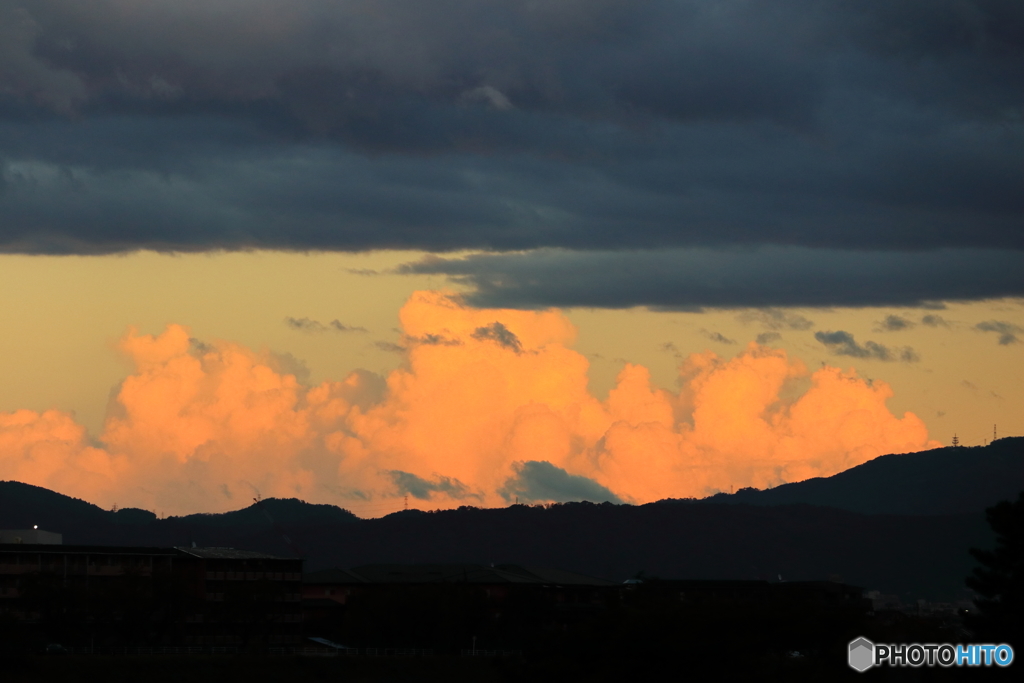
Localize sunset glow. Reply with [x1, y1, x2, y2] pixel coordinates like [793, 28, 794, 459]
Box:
[0, 290, 939, 516]
[1, 1, 1020, 521]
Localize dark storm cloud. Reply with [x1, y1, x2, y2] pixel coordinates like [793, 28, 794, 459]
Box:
[0, 0, 1022, 308]
[401, 248, 1024, 310]
[815, 330, 920, 362]
[498, 461, 624, 505]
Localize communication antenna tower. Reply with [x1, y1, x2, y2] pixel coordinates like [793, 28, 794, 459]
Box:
[404, 494, 408, 511]
[952, 434, 960, 448]
[994, 424, 997, 442]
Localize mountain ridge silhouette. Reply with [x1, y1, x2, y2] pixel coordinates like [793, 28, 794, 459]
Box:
[2, 438, 1020, 600]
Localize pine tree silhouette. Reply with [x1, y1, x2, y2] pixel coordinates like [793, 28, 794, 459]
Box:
[966, 492, 1024, 647]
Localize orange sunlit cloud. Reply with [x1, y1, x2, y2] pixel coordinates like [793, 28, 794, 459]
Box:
[0, 291, 939, 515]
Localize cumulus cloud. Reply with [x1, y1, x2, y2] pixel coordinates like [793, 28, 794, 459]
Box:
[0, 291, 940, 515]
[285, 317, 367, 333]
[975, 320, 1023, 345]
[814, 330, 920, 362]
[498, 461, 623, 504]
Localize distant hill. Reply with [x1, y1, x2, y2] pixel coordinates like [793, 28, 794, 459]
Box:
[0, 481, 357, 547]
[1, 481, 987, 599]
[688, 437, 1024, 515]
[2, 439, 1021, 600]
[0, 480, 111, 531]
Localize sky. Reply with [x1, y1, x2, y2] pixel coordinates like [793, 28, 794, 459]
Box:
[0, 1, 1021, 517]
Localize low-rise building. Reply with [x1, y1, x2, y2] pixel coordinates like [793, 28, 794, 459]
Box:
[0, 543, 302, 648]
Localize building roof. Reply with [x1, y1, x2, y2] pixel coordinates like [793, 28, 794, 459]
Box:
[173, 546, 290, 560]
[304, 567, 372, 584]
[0, 543, 179, 556]
[308, 563, 614, 586]
[495, 564, 615, 586]
[0, 544, 295, 560]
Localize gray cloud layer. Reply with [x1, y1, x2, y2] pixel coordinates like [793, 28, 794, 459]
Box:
[471, 322, 523, 352]
[815, 330, 920, 362]
[402, 248, 1024, 309]
[285, 317, 367, 333]
[387, 470, 479, 501]
[1, 1, 1022, 308]
[498, 461, 624, 505]
[975, 320, 1023, 345]
[737, 309, 814, 331]
[875, 314, 915, 332]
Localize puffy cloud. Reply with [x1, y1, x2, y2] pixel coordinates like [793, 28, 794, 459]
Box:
[975, 320, 1022, 345]
[0, 409, 119, 496]
[0, 291, 940, 515]
[815, 330, 920, 362]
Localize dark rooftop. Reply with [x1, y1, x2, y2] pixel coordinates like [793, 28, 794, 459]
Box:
[174, 547, 290, 560]
[305, 563, 614, 586]
[0, 544, 178, 556]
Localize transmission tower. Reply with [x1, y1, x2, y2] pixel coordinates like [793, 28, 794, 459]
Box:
[952, 434, 960, 448]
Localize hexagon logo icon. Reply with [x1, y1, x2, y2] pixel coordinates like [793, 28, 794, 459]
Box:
[848, 637, 875, 672]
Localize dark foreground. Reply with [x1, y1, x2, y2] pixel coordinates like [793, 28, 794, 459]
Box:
[3, 606, 1011, 683]
[3, 649, 1011, 683]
